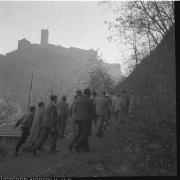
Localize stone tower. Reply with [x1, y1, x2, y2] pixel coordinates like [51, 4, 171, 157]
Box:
[41, 29, 49, 46]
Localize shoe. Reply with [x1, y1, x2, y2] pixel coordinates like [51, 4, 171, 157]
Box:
[83, 147, 90, 153]
[13, 151, 18, 156]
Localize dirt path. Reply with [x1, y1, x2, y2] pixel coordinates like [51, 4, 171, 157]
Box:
[0, 122, 142, 177]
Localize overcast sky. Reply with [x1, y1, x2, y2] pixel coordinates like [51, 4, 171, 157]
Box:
[0, 1, 125, 66]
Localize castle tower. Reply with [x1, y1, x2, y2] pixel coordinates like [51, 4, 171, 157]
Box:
[41, 29, 49, 47]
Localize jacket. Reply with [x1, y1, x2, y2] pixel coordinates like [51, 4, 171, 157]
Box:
[42, 102, 58, 128]
[74, 95, 94, 122]
[56, 101, 69, 117]
[28, 107, 45, 142]
[95, 96, 109, 116]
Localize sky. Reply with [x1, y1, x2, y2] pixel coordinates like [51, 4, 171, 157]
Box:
[0, 1, 125, 66]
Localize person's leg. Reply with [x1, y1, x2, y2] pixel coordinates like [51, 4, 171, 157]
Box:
[34, 127, 49, 151]
[59, 116, 63, 138]
[61, 115, 67, 137]
[69, 122, 79, 152]
[63, 115, 68, 136]
[74, 121, 86, 152]
[75, 121, 89, 152]
[116, 111, 122, 129]
[49, 128, 60, 152]
[96, 115, 104, 137]
[15, 128, 29, 154]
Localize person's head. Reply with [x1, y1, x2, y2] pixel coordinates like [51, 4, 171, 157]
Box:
[38, 102, 45, 108]
[62, 95, 66, 101]
[30, 106, 35, 113]
[49, 95, 57, 103]
[76, 90, 82, 96]
[84, 88, 91, 97]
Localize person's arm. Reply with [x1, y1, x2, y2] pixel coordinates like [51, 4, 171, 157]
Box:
[14, 116, 23, 129]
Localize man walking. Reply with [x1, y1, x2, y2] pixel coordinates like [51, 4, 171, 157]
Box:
[95, 91, 109, 137]
[13, 106, 35, 156]
[72, 88, 94, 153]
[28, 102, 45, 151]
[112, 93, 124, 129]
[32, 95, 58, 155]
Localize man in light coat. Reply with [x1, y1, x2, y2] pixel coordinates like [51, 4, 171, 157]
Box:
[28, 102, 45, 150]
[112, 93, 124, 129]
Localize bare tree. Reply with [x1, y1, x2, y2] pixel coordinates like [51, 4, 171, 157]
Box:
[100, 1, 174, 73]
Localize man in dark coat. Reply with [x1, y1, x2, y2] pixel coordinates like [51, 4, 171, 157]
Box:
[13, 106, 35, 156]
[71, 88, 94, 153]
[32, 95, 58, 155]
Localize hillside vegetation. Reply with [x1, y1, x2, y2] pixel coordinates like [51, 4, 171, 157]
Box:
[116, 25, 176, 173]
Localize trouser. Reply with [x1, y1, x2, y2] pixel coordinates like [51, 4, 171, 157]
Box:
[15, 127, 29, 153]
[116, 111, 126, 127]
[34, 127, 58, 151]
[69, 121, 79, 149]
[59, 115, 67, 137]
[74, 121, 89, 151]
[96, 115, 106, 136]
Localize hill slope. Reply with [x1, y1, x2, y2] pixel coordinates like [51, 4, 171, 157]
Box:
[116, 25, 176, 173]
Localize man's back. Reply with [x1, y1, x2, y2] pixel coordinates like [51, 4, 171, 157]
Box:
[43, 102, 57, 128]
[95, 96, 108, 115]
[57, 101, 68, 116]
[74, 96, 93, 121]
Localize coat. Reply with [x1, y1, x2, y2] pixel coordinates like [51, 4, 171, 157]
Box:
[42, 102, 58, 128]
[112, 96, 124, 112]
[28, 107, 45, 143]
[57, 101, 69, 117]
[95, 96, 109, 116]
[74, 95, 94, 122]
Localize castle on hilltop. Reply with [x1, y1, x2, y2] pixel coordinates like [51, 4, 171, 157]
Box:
[18, 29, 49, 50]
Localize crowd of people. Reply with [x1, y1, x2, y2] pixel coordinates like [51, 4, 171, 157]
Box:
[13, 88, 136, 156]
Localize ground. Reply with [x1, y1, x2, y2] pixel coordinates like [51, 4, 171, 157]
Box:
[0, 119, 175, 177]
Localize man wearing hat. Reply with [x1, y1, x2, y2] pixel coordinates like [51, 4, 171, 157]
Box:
[32, 95, 58, 155]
